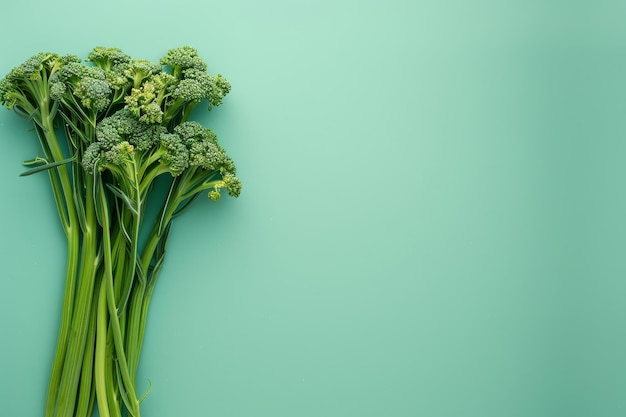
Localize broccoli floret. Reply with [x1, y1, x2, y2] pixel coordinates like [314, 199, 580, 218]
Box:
[211, 74, 231, 107]
[171, 69, 230, 109]
[124, 60, 161, 89]
[205, 173, 242, 201]
[106, 67, 132, 92]
[170, 77, 205, 103]
[222, 172, 242, 197]
[160, 46, 207, 78]
[160, 69, 231, 125]
[95, 108, 166, 152]
[123, 71, 181, 125]
[159, 133, 190, 176]
[0, 76, 19, 109]
[86, 109, 193, 189]
[125, 81, 163, 124]
[84, 109, 168, 177]
[83, 140, 135, 172]
[120, 48, 230, 127]
[169, 121, 241, 199]
[0, 52, 79, 110]
[49, 63, 112, 112]
[173, 121, 224, 170]
[20, 53, 66, 79]
[75, 75, 111, 112]
[87, 47, 131, 71]
[150, 72, 177, 93]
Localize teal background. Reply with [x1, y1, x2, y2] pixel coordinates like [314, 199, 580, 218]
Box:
[1, 1, 626, 416]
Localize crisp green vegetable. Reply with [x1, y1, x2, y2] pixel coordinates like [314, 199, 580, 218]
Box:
[1, 46, 240, 417]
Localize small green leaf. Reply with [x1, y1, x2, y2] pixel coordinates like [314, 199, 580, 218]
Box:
[115, 364, 137, 417]
[20, 156, 75, 176]
[138, 379, 153, 403]
[22, 156, 48, 166]
[50, 99, 60, 120]
[72, 164, 88, 234]
[106, 183, 139, 217]
[59, 110, 89, 144]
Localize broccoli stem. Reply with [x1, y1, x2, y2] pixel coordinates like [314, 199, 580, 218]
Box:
[53, 175, 99, 417]
[97, 175, 142, 417]
[32, 103, 84, 417]
[74, 266, 101, 417]
[94, 277, 111, 417]
[129, 174, 199, 375]
[118, 163, 145, 383]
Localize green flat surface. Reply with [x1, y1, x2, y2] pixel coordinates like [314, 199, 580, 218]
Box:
[1, 1, 626, 416]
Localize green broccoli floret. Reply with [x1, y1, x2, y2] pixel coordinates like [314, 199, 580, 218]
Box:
[83, 140, 136, 172]
[87, 47, 131, 71]
[50, 62, 112, 112]
[123, 71, 181, 125]
[222, 172, 242, 197]
[84, 109, 162, 173]
[22, 52, 80, 79]
[0, 53, 79, 111]
[94, 108, 166, 153]
[83, 48, 134, 107]
[160, 68, 231, 125]
[158, 132, 190, 176]
[171, 68, 230, 109]
[170, 121, 241, 200]
[0, 76, 18, 109]
[173, 121, 224, 170]
[124, 81, 163, 124]
[106, 68, 132, 94]
[84, 108, 198, 182]
[160, 46, 207, 78]
[119, 47, 230, 127]
[124, 60, 161, 89]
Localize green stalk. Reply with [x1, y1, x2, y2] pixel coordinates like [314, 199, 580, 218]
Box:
[126, 225, 145, 383]
[105, 326, 123, 417]
[35, 103, 83, 417]
[129, 183, 182, 377]
[54, 174, 99, 417]
[126, 277, 146, 382]
[45, 223, 80, 417]
[50, 110, 102, 417]
[98, 178, 141, 417]
[95, 277, 111, 417]
[74, 262, 101, 417]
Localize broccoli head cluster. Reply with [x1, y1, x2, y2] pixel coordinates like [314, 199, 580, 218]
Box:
[73, 46, 240, 204]
[122, 46, 231, 126]
[1, 45, 240, 208]
[0, 52, 80, 112]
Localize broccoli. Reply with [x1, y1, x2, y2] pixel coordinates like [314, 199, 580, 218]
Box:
[84, 108, 168, 175]
[120, 46, 232, 128]
[2, 46, 240, 417]
[85, 109, 240, 200]
[160, 45, 207, 77]
[124, 59, 161, 89]
[87, 47, 131, 71]
[0, 51, 99, 417]
[124, 81, 164, 124]
[50, 62, 112, 113]
[85, 47, 133, 106]
[0, 52, 79, 113]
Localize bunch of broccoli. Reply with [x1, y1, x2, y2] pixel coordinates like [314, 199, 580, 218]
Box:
[0, 46, 240, 417]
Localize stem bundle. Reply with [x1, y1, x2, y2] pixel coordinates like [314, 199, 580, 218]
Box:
[0, 46, 241, 417]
